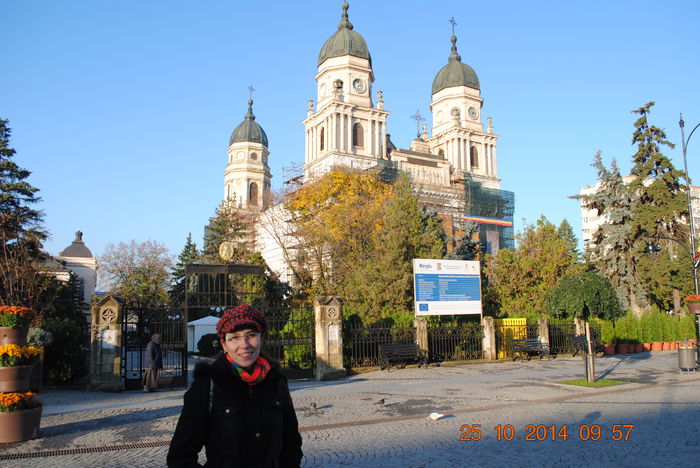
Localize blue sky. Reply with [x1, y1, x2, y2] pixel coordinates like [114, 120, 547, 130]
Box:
[4, 0, 700, 259]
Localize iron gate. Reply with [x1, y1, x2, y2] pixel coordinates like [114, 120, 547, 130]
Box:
[184, 263, 315, 379]
[122, 307, 188, 390]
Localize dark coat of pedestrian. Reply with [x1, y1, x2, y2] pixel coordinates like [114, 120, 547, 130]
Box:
[143, 333, 163, 392]
[167, 305, 303, 468]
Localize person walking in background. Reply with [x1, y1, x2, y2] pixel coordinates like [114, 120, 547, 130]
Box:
[167, 304, 303, 467]
[143, 333, 163, 392]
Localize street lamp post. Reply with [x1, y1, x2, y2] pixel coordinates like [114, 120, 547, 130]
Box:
[679, 114, 700, 361]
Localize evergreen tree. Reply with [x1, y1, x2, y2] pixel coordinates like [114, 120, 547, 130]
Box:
[0, 119, 47, 307]
[557, 218, 579, 261]
[628, 102, 690, 312]
[574, 152, 647, 313]
[446, 220, 481, 261]
[170, 233, 200, 306]
[202, 199, 255, 263]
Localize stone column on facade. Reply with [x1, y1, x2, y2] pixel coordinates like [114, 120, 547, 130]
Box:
[481, 316, 496, 360]
[89, 294, 124, 392]
[493, 144, 498, 177]
[482, 140, 488, 176]
[537, 317, 550, 346]
[414, 317, 428, 353]
[314, 296, 346, 381]
[466, 133, 472, 172]
[347, 114, 353, 152]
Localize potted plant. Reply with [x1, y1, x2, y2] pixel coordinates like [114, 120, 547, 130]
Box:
[600, 320, 616, 355]
[0, 390, 42, 443]
[0, 344, 42, 392]
[0, 306, 32, 346]
[685, 295, 700, 314]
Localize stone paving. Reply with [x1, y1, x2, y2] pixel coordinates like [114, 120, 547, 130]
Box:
[0, 351, 698, 467]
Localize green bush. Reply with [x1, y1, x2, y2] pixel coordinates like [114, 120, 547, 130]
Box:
[43, 318, 87, 384]
[28, 328, 54, 347]
[281, 308, 313, 369]
[680, 313, 698, 340]
[197, 333, 220, 356]
[640, 313, 653, 343]
[600, 320, 614, 344]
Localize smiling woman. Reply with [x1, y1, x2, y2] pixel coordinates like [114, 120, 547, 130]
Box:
[167, 304, 303, 467]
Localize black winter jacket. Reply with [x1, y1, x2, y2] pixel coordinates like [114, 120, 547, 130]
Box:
[167, 353, 303, 468]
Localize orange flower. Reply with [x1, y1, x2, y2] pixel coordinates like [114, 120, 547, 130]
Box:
[0, 391, 39, 412]
[685, 295, 700, 303]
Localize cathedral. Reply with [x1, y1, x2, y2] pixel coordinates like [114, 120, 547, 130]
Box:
[223, 2, 514, 283]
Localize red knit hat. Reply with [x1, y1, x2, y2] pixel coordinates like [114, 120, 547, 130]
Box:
[216, 304, 268, 340]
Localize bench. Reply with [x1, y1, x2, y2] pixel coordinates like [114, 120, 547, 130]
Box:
[570, 335, 603, 356]
[511, 338, 550, 361]
[378, 343, 428, 370]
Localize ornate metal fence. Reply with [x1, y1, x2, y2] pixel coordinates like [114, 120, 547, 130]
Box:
[428, 322, 484, 362]
[264, 305, 315, 379]
[343, 320, 415, 368]
[549, 320, 601, 355]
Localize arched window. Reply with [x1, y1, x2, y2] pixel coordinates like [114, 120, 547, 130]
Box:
[352, 122, 364, 148]
[438, 148, 445, 157]
[470, 146, 479, 167]
[320, 127, 325, 151]
[249, 182, 258, 205]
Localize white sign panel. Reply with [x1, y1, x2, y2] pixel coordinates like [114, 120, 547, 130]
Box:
[413, 259, 482, 316]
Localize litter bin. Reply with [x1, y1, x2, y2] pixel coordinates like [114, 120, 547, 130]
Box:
[678, 341, 697, 371]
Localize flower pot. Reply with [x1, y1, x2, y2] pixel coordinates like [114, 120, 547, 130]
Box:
[670, 341, 677, 350]
[634, 343, 643, 353]
[0, 405, 41, 443]
[651, 342, 663, 352]
[0, 365, 33, 393]
[616, 343, 629, 354]
[687, 302, 700, 314]
[603, 344, 616, 355]
[643, 343, 652, 352]
[0, 326, 28, 346]
[662, 342, 670, 351]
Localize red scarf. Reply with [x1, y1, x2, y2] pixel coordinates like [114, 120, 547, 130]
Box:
[226, 355, 271, 385]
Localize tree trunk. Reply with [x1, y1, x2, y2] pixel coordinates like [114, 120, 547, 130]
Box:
[585, 320, 596, 383]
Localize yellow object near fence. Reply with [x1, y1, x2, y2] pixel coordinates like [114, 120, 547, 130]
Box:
[495, 318, 527, 359]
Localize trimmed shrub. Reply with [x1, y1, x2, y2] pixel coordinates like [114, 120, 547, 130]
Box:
[43, 318, 87, 383]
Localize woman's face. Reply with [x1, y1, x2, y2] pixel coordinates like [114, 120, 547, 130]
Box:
[221, 328, 262, 370]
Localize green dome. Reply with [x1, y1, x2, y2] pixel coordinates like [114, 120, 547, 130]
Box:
[431, 35, 480, 95]
[230, 99, 268, 147]
[318, 2, 371, 67]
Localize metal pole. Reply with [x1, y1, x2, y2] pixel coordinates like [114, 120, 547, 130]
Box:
[680, 114, 700, 363]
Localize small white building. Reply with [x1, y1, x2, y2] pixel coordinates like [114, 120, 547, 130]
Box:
[187, 316, 219, 353]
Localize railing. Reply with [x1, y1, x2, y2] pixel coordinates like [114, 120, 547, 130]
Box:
[428, 322, 483, 362]
[343, 320, 415, 368]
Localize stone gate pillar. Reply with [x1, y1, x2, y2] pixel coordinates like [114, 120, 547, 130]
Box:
[537, 317, 550, 345]
[414, 317, 428, 352]
[89, 294, 124, 392]
[574, 316, 585, 335]
[481, 316, 496, 360]
[314, 296, 346, 381]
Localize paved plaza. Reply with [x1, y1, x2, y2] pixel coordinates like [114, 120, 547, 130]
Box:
[0, 351, 698, 467]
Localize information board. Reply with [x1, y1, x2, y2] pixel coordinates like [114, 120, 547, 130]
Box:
[413, 259, 482, 316]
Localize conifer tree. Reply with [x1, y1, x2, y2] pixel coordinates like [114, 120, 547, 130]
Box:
[170, 233, 200, 305]
[202, 199, 255, 263]
[629, 102, 690, 311]
[0, 119, 47, 307]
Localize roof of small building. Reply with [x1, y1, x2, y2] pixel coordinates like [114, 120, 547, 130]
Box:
[230, 99, 269, 147]
[432, 35, 480, 94]
[318, 1, 371, 67]
[188, 315, 220, 326]
[59, 231, 93, 258]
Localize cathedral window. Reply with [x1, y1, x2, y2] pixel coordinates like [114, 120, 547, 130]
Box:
[470, 146, 479, 168]
[352, 122, 364, 148]
[320, 127, 325, 151]
[249, 182, 259, 205]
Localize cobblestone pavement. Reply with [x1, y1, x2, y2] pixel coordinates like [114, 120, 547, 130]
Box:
[0, 352, 698, 467]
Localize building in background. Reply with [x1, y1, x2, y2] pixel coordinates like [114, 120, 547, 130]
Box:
[224, 3, 515, 283]
[56, 230, 97, 318]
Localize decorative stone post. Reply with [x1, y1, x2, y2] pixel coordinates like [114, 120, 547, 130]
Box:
[89, 294, 124, 392]
[537, 317, 550, 345]
[574, 316, 585, 335]
[414, 317, 428, 353]
[314, 296, 346, 381]
[481, 316, 496, 360]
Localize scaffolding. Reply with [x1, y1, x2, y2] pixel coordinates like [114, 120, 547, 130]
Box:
[461, 174, 515, 253]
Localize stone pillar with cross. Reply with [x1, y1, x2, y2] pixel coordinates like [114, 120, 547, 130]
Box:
[313, 296, 346, 380]
[89, 293, 125, 391]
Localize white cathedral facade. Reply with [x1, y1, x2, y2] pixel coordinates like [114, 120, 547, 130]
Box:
[222, 2, 513, 284]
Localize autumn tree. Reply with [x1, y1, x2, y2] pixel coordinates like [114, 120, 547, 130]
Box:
[342, 174, 445, 319]
[99, 240, 173, 308]
[0, 119, 47, 308]
[286, 169, 394, 295]
[484, 216, 582, 318]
